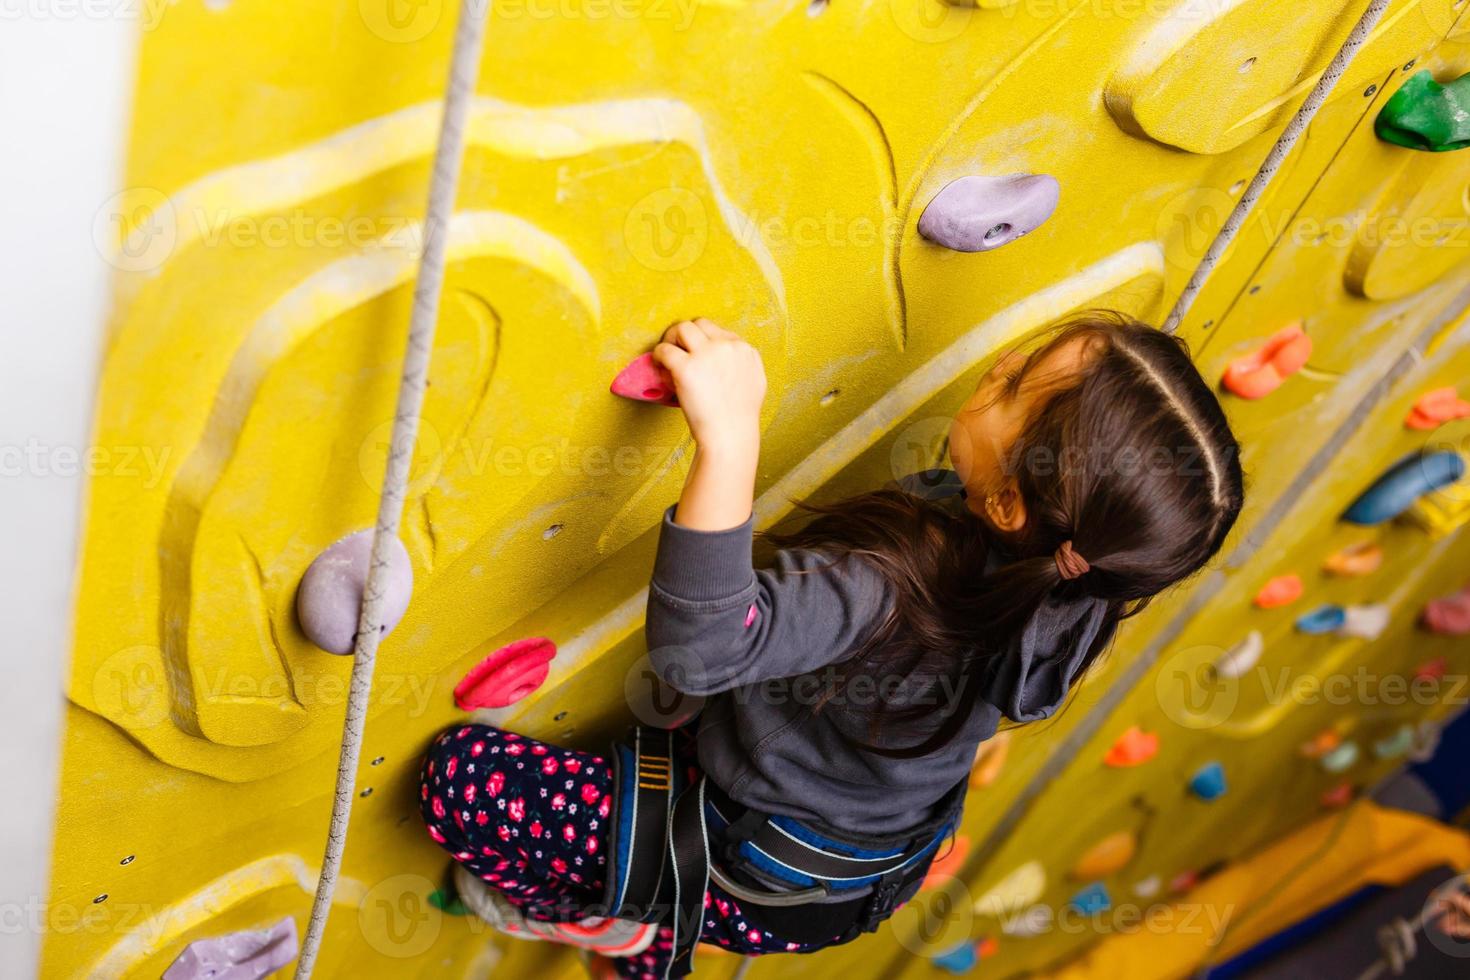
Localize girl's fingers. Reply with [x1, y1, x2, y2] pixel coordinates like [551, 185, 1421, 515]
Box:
[650, 341, 691, 373]
[692, 317, 733, 339]
[663, 319, 710, 351]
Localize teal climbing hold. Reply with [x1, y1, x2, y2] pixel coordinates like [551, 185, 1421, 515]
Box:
[1320, 741, 1360, 774]
[1190, 762, 1227, 801]
[932, 940, 979, 973]
[1376, 70, 1470, 152]
[1069, 883, 1112, 915]
[1373, 725, 1415, 760]
[1343, 452, 1465, 525]
[1295, 605, 1347, 635]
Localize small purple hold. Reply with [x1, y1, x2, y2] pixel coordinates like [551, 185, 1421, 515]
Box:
[917, 173, 1061, 253]
[163, 916, 298, 980]
[296, 529, 414, 655]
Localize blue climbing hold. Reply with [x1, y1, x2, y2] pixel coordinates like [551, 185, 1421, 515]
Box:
[1069, 882, 1112, 915]
[1190, 762, 1228, 801]
[1343, 451, 1465, 525]
[1295, 604, 1347, 634]
[932, 940, 979, 973]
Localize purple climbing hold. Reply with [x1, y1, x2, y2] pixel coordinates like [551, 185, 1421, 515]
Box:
[163, 916, 298, 979]
[917, 174, 1061, 253]
[296, 529, 414, 655]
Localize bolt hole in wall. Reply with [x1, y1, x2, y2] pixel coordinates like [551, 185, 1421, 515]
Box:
[1230, 179, 1246, 195]
[807, 0, 828, 16]
[543, 524, 563, 540]
[820, 389, 841, 406]
[1238, 56, 1257, 73]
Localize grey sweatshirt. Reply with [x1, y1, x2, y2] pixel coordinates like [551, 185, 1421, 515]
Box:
[644, 478, 1105, 836]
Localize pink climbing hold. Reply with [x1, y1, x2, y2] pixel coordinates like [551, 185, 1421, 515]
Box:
[163, 916, 298, 980]
[611, 352, 678, 407]
[1221, 323, 1312, 400]
[1405, 387, 1470, 430]
[1422, 583, 1470, 635]
[1415, 656, 1449, 681]
[455, 637, 558, 710]
[917, 173, 1061, 253]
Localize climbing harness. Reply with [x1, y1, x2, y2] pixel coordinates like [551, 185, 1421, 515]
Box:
[1163, 0, 1392, 334]
[291, 2, 490, 976]
[604, 725, 964, 978]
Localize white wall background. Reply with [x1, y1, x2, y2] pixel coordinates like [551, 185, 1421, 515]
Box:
[0, 11, 136, 977]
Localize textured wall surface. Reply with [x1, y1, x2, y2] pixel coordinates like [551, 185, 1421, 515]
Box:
[46, 1, 1470, 977]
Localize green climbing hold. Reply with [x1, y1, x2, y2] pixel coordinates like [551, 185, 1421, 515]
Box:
[429, 888, 469, 916]
[1376, 70, 1470, 152]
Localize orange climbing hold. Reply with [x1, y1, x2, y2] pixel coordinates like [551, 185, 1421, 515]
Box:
[1253, 574, 1304, 608]
[1405, 387, 1470, 430]
[922, 835, 972, 888]
[1222, 323, 1312, 399]
[1323, 542, 1383, 577]
[1299, 728, 1343, 759]
[1071, 831, 1138, 879]
[970, 730, 1012, 787]
[977, 937, 1000, 959]
[1221, 322, 1311, 399]
[610, 352, 679, 407]
[1103, 726, 1159, 768]
[454, 637, 558, 710]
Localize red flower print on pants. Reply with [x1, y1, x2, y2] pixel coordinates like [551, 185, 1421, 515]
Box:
[580, 784, 600, 805]
[463, 783, 477, 805]
[486, 771, 505, 797]
[431, 796, 445, 819]
[507, 797, 526, 822]
[541, 757, 559, 775]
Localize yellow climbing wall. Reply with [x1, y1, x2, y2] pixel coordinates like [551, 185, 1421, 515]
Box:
[46, 1, 1470, 977]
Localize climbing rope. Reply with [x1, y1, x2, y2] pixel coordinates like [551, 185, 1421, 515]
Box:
[1162, 0, 1392, 334]
[292, 3, 490, 976]
[1353, 872, 1470, 980]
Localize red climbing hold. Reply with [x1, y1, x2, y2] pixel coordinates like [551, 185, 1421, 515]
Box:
[454, 637, 558, 710]
[1320, 782, 1355, 809]
[1422, 583, 1470, 635]
[1405, 387, 1470, 430]
[1253, 574, 1304, 609]
[1415, 656, 1449, 681]
[611, 352, 679, 407]
[1103, 726, 1159, 768]
[1221, 323, 1311, 400]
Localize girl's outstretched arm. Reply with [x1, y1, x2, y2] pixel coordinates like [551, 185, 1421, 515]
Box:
[650, 318, 765, 532]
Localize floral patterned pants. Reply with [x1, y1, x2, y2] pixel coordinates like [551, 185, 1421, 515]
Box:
[419, 724, 834, 978]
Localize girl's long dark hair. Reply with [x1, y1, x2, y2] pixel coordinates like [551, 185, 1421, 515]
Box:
[760, 312, 1244, 758]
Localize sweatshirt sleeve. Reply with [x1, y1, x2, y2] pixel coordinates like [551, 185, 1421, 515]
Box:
[644, 503, 892, 696]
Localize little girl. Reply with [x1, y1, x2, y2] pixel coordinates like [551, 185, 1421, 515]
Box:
[420, 311, 1244, 978]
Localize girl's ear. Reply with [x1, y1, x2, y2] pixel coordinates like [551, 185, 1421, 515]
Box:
[982, 479, 1028, 533]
